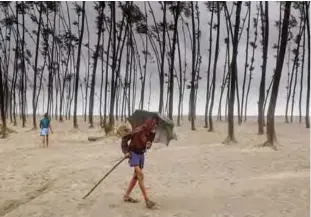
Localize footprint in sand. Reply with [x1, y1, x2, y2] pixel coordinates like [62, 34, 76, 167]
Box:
[0, 181, 52, 216]
[109, 203, 119, 208]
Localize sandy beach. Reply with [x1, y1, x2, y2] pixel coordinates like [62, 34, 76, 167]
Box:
[0, 116, 309, 217]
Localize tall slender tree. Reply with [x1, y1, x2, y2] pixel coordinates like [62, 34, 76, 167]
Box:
[258, 1, 269, 134]
[208, 2, 220, 132]
[204, 2, 214, 128]
[168, 2, 181, 120]
[108, 1, 117, 127]
[244, 4, 259, 122]
[299, 8, 306, 124]
[240, 1, 251, 124]
[285, 11, 303, 124]
[89, 2, 105, 128]
[0, 58, 7, 138]
[189, 1, 197, 131]
[21, 1, 27, 127]
[263, 1, 291, 149]
[305, 1, 310, 128]
[73, 1, 85, 128]
[224, 1, 241, 144]
[158, 1, 167, 114]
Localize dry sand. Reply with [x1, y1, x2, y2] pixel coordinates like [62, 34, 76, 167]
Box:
[0, 117, 309, 217]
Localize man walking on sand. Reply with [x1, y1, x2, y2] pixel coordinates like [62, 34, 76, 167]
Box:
[121, 115, 159, 209]
[40, 113, 53, 148]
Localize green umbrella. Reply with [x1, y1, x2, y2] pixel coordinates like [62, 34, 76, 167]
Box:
[127, 109, 177, 146]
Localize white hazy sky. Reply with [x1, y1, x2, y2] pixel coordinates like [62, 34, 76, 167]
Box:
[2, 1, 309, 116]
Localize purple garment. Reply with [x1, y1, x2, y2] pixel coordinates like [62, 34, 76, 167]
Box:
[129, 152, 145, 169]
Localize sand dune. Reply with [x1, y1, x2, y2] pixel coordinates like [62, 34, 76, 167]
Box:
[0, 117, 309, 217]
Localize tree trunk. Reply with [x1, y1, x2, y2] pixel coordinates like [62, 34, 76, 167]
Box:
[89, 4, 104, 128]
[299, 18, 306, 123]
[114, 19, 130, 121]
[128, 44, 134, 116]
[0, 58, 7, 138]
[21, 1, 26, 127]
[84, 12, 91, 122]
[264, 1, 291, 148]
[15, 2, 20, 126]
[263, 2, 282, 119]
[217, 47, 228, 121]
[32, 2, 43, 129]
[305, 2, 310, 129]
[224, 1, 242, 144]
[158, 2, 166, 114]
[223, 4, 233, 122]
[290, 60, 299, 123]
[204, 7, 214, 128]
[123, 42, 130, 120]
[103, 15, 112, 126]
[108, 2, 117, 127]
[240, 2, 251, 125]
[99, 32, 105, 126]
[47, 10, 57, 118]
[73, 1, 85, 128]
[285, 41, 292, 123]
[139, 2, 149, 111]
[181, 20, 187, 120]
[235, 67, 241, 125]
[286, 15, 304, 124]
[168, 2, 180, 120]
[258, 1, 269, 134]
[208, 3, 220, 132]
[59, 4, 72, 122]
[176, 29, 183, 126]
[193, 2, 202, 123]
[189, 2, 196, 131]
[245, 5, 259, 122]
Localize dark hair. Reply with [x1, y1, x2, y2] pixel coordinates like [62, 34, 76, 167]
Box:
[44, 113, 48, 118]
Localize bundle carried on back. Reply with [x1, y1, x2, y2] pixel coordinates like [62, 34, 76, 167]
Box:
[116, 124, 132, 138]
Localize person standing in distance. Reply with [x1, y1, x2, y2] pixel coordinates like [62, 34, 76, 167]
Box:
[40, 113, 53, 148]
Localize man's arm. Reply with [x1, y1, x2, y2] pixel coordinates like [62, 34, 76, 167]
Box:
[121, 132, 132, 154]
[146, 132, 156, 149]
[48, 123, 53, 133]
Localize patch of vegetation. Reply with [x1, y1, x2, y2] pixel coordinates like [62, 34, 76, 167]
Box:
[0, 124, 17, 138]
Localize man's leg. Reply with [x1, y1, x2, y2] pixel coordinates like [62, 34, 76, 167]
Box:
[41, 136, 45, 148]
[134, 166, 156, 208]
[43, 135, 47, 147]
[134, 166, 147, 200]
[124, 171, 139, 202]
[46, 134, 49, 148]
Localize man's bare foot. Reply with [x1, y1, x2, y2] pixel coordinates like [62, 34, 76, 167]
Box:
[146, 200, 156, 209]
[124, 196, 139, 203]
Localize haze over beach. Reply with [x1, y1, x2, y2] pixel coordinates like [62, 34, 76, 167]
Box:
[0, 1, 310, 217]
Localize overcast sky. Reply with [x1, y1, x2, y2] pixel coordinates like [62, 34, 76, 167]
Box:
[1, 1, 308, 116]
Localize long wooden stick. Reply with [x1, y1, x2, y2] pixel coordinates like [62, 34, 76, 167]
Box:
[83, 157, 127, 199]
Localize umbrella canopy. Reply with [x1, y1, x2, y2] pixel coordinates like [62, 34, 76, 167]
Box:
[127, 110, 177, 146]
